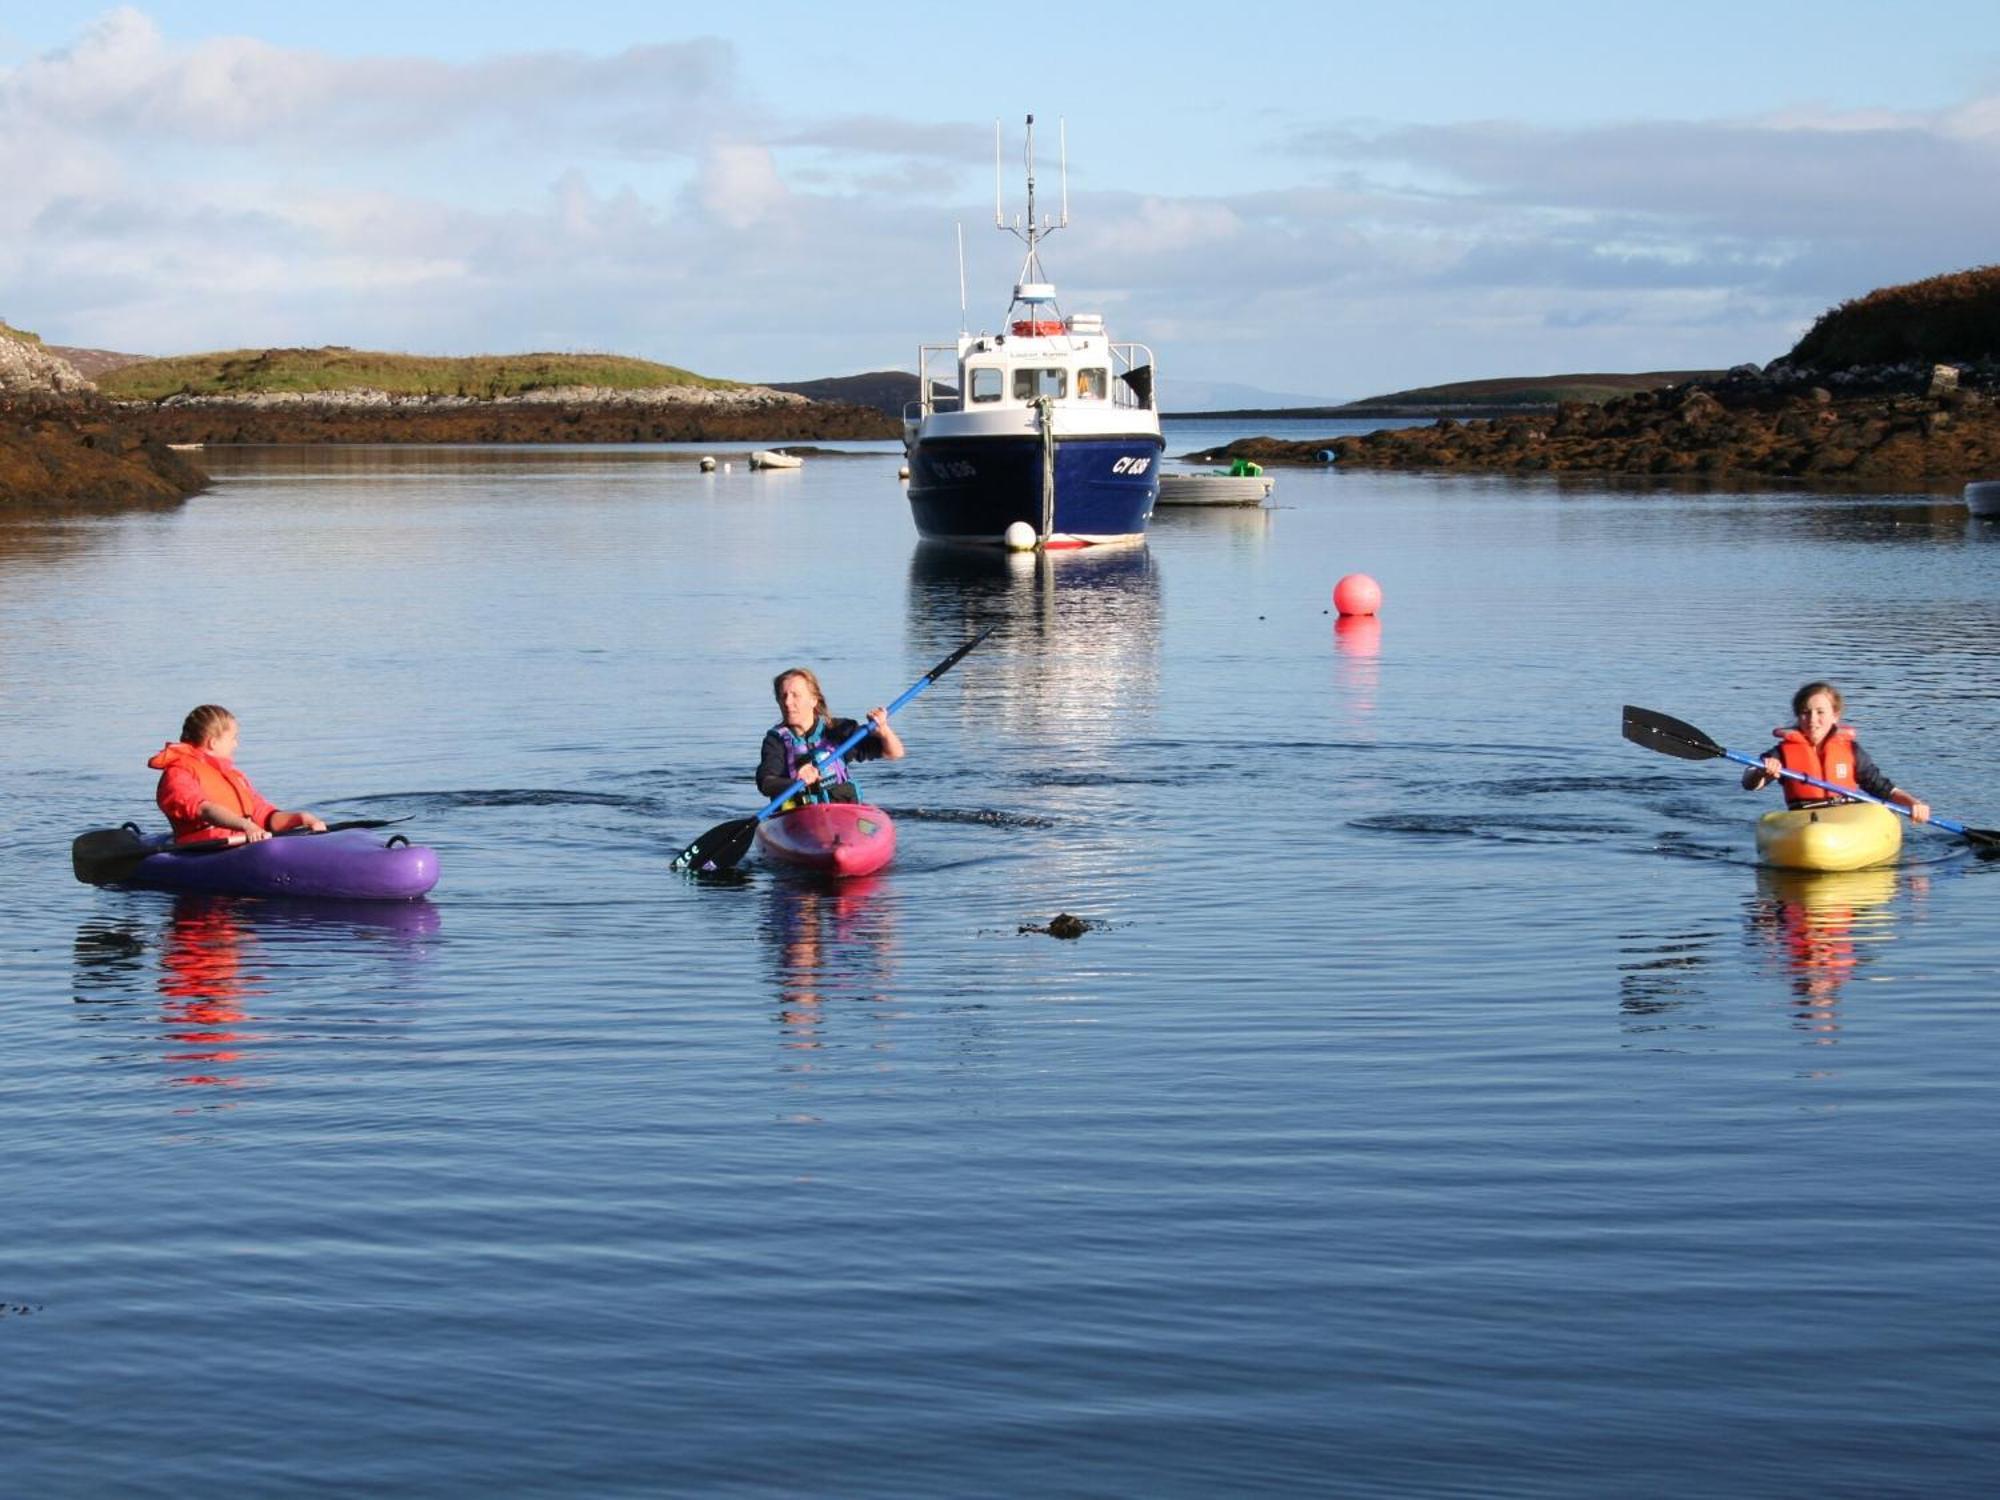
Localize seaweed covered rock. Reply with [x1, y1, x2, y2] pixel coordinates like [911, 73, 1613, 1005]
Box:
[2, 326, 207, 508]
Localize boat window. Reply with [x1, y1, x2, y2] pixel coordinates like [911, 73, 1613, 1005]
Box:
[1012, 367, 1068, 400]
[968, 366, 1003, 403]
[1076, 368, 1108, 400]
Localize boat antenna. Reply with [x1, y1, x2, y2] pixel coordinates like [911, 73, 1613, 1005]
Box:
[956, 221, 968, 334]
[997, 113, 1065, 315]
[1059, 117, 1069, 228]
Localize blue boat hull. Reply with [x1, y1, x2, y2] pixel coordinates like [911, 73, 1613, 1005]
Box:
[907, 433, 1163, 544]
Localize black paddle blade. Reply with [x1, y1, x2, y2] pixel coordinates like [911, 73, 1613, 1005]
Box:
[1957, 824, 2000, 854]
[72, 826, 148, 885]
[1622, 705, 1725, 762]
[73, 826, 244, 884]
[671, 817, 758, 875]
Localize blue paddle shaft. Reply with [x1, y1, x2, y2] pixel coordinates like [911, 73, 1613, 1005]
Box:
[1727, 748, 1966, 835]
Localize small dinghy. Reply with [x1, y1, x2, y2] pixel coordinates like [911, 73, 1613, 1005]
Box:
[749, 450, 803, 470]
[1965, 480, 2000, 517]
[73, 824, 440, 900]
[1156, 460, 1274, 507]
[1755, 801, 1901, 872]
[755, 803, 896, 878]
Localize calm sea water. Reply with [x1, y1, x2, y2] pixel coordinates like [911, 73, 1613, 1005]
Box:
[4, 427, 1998, 1496]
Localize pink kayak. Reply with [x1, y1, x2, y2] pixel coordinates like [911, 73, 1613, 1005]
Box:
[755, 803, 896, 877]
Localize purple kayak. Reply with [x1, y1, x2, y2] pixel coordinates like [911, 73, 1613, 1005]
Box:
[73, 825, 439, 900]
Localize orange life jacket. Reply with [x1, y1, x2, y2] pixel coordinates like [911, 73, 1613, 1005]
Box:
[148, 741, 274, 842]
[1771, 725, 1860, 805]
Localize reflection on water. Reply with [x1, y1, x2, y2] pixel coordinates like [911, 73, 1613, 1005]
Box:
[156, 897, 267, 1088]
[71, 895, 441, 1098]
[906, 543, 1163, 741]
[1748, 866, 1912, 1036]
[1617, 924, 1725, 1035]
[759, 874, 898, 1062]
[1332, 613, 1382, 725]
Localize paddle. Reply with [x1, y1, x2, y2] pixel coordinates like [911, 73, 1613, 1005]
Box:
[72, 817, 415, 886]
[1622, 705, 2000, 851]
[672, 627, 997, 874]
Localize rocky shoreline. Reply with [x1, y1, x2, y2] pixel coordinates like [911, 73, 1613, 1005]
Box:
[1, 391, 210, 509]
[2, 335, 208, 509]
[113, 387, 897, 446]
[1208, 360, 2000, 488]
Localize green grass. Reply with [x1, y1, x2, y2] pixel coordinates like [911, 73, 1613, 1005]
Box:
[96, 346, 743, 401]
[0, 321, 44, 345]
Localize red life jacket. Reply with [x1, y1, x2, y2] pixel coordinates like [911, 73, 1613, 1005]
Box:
[148, 741, 275, 842]
[1771, 725, 1860, 805]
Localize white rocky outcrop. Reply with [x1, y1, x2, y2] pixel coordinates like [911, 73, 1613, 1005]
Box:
[0, 330, 95, 396]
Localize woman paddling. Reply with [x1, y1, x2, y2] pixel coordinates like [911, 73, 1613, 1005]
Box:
[150, 704, 327, 845]
[1741, 681, 1930, 822]
[757, 668, 904, 811]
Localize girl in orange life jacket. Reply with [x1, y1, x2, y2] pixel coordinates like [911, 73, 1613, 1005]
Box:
[1741, 681, 1931, 823]
[756, 667, 905, 810]
[149, 704, 328, 845]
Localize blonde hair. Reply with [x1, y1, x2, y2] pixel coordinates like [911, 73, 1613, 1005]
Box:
[1791, 681, 1843, 717]
[179, 704, 236, 746]
[772, 668, 831, 726]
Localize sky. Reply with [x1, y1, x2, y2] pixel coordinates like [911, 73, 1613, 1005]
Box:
[4, 2, 1999, 402]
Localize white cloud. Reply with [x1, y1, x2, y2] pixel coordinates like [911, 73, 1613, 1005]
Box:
[7, 10, 2000, 392]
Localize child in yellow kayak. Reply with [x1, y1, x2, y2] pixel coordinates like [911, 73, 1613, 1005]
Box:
[1741, 681, 1930, 822]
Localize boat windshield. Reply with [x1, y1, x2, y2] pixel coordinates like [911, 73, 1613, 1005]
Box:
[1013, 367, 1067, 400]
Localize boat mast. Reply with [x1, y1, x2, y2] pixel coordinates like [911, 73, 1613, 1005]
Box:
[998, 113, 1066, 315]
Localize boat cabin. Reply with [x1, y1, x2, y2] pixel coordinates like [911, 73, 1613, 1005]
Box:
[908, 293, 1155, 430]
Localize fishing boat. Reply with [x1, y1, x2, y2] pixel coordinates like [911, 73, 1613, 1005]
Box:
[755, 803, 896, 878]
[1755, 801, 1901, 871]
[903, 115, 1162, 548]
[72, 825, 440, 900]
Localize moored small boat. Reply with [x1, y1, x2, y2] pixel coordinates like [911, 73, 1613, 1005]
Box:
[1155, 471, 1275, 507]
[755, 803, 896, 877]
[750, 450, 803, 470]
[1755, 800, 1901, 871]
[1965, 479, 2000, 517]
[73, 826, 440, 900]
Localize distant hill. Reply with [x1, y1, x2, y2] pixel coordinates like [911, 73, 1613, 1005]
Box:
[1164, 378, 1344, 413]
[99, 346, 743, 401]
[1318, 371, 1726, 416]
[1785, 264, 2000, 370]
[46, 344, 154, 380]
[766, 370, 922, 418]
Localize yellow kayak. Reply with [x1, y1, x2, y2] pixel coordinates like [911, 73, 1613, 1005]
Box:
[1755, 800, 1902, 871]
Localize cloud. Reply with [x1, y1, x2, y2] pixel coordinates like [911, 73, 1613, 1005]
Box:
[8, 10, 2000, 393]
[2, 7, 741, 152]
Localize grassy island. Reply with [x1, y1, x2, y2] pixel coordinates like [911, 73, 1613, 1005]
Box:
[97, 347, 743, 401]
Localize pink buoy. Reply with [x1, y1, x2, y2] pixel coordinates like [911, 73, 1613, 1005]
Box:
[1333, 573, 1382, 617]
